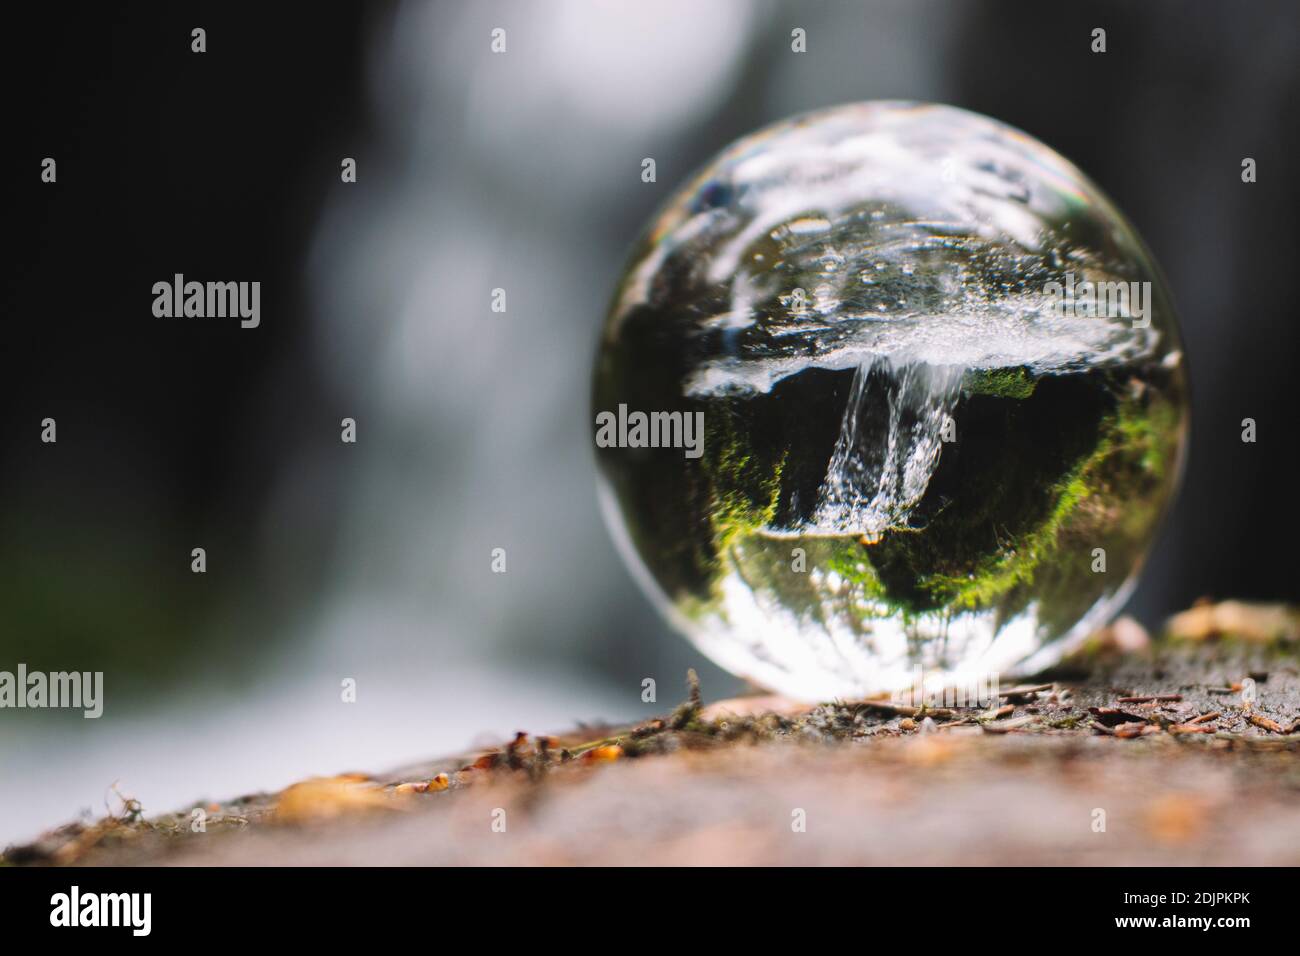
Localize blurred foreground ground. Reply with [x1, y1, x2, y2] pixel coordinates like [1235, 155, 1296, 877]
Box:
[7, 601, 1299, 866]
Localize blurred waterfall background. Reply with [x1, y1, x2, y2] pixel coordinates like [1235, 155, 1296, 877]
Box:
[2, 0, 1295, 843]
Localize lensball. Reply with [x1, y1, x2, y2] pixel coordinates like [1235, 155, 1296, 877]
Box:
[593, 102, 1188, 701]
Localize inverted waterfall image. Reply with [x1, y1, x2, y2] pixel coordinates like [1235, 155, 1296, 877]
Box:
[594, 103, 1188, 701]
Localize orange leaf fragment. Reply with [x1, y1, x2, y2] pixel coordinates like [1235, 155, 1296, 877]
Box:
[274, 777, 391, 824]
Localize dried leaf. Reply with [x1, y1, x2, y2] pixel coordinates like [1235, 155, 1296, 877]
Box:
[274, 777, 392, 824]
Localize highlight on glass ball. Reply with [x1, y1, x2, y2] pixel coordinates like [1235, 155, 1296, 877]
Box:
[593, 101, 1188, 702]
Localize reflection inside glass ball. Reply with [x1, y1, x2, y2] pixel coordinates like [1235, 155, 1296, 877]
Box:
[593, 102, 1187, 701]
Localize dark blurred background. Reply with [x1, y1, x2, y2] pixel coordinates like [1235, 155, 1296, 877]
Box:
[2, 0, 1296, 841]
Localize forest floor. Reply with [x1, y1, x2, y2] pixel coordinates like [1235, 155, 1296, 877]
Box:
[6, 600, 1300, 866]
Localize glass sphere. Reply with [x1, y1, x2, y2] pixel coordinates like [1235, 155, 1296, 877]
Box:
[593, 102, 1188, 701]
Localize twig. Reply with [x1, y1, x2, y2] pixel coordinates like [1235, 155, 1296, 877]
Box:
[980, 715, 1038, 734]
[1247, 713, 1286, 734]
[859, 701, 957, 719]
[1168, 723, 1215, 735]
[1113, 722, 1162, 738]
[999, 683, 1053, 700]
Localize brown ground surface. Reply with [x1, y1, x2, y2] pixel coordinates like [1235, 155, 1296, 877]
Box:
[6, 602, 1300, 866]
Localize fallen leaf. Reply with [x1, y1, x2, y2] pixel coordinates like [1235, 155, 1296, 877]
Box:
[582, 745, 623, 763]
[274, 777, 392, 824]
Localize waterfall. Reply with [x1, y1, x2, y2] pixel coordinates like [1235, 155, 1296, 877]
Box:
[810, 361, 961, 535]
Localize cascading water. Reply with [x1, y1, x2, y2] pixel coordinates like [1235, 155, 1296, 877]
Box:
[812, 361, 963, 536]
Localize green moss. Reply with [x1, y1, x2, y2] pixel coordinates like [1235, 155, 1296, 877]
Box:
[678, 405, 789, 619]
[919, 446, 1094, 611]
[1115, 387, 1177, 481]
[962, 366, 1037, 399]
[859, 373, 1113, 615]
[824, 539, 887, 597]
[900, 381, 1178, 615]
[703, 410, 786, 553]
